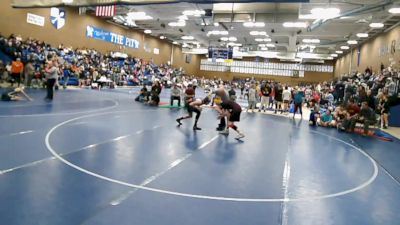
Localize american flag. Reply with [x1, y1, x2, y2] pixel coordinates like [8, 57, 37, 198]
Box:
[95, 5, 116, 17]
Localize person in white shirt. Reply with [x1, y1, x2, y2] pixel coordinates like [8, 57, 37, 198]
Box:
[247, 84, 257, 112]
[282, 86, 291, 113]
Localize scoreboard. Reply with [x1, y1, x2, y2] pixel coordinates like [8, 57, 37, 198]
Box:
[208, 47, 233, 60]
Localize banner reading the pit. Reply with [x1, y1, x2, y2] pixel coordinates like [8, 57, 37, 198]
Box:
[86, 25, 139, 49]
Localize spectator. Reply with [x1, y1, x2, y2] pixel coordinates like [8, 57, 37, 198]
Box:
[44, 59, 58, 101]
[24, 59, 34, 87]
[386, 78, 397, 97]
[274, 84, 283, 114]
[135, 84, 149, 102]
[259, 82, 271, 112]
[282, 86, 291, 113]
[228, 86, 236, 101]
[292, 87, 304, 119]
[149, 80, 162, 106]
[350, 102, 377, 135]
[318, 109, 334, 127]
[247, 84, 257, 112]
[11, 58, 24, 87]
[379, 94, 390, 129]
[170, 83, 181, 107]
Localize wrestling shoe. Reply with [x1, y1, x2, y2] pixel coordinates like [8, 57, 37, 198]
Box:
[235, 133, 245, 140]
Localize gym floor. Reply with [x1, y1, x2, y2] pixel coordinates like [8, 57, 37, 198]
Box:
[1, 87, 400, 225]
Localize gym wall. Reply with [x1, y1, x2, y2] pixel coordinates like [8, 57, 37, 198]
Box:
[198, 57, 334, 85]
[335, 26, 400, 77]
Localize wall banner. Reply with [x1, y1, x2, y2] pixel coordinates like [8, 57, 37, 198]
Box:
[86, 25, 139, 49]
[27, 13, 45, 27]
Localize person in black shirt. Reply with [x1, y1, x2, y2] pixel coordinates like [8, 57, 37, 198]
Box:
[135, 85, 149, 102]
[379, 94, 390, 129]
[274, 84, 283, 114]
[349, 102, 376, 135]
[366, 90, 375, 110]
[176, 96, 211, 130]
[149, 80, 162, 106]
[215, 99, 245, 140]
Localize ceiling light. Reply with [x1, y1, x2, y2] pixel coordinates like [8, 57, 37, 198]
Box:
[126, 12, 153, 20]
[266, 43, 275, 47]
[260, 47, 268, 51]
[388, 7, 400, 14]
[255, 38, 271, 42]
[250, 31, 268, 36]
[302, 39, 320, 44]
[214, 22, 219, 27]
[340, 46, 349, 50]
[243, 22, 253, 27]
[144, 29, 151, 34]
[220, 37, 228, 41]
[347, 40, 357, 45]
[168, 21, 185, 27]
[177, 15, 188, 20]
[258, 44, 266, 47]
[160, 36, 165, 39]
[243, 22, 265, 27]
[336, 50, 343, 54]
[356, 33, 368, 38]
[182, 10, 205, 16]
[310, 7, 340, 19]
[181, 36, 194, 40]
[228, 37, 237, 41]
[283, 22, 307, 28]
[369, 23, 384, 28]
[207, 30, 229, 36]
[172, 41, 179, 45]
[254, 22, 265, 27]
[331, 53, 338, 57]
[227, 42, 242, 47]
[299, 44, 315, 50]
[62, 0, 73, 3]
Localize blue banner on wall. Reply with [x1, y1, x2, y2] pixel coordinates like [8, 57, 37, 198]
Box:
[86, 25, 139, 49]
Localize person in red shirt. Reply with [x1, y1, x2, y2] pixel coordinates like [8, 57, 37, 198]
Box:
[340, 98, 361, 132]
[346, 98, 360, 116]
